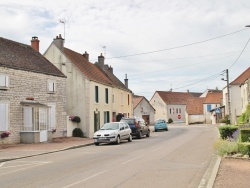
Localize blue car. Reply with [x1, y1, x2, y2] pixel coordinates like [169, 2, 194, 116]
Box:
[154, 119, 168, 132]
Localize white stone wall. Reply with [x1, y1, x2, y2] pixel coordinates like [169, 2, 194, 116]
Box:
[0, 67, 67, 144]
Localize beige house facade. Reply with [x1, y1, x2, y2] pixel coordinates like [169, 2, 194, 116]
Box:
[44, 35, 132, 138]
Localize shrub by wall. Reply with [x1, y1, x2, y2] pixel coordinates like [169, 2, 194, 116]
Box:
[240, 129, 250, 142]
[72, 128, 84, 138]
[219, 125, 239, 139]
[238, 143, 250, 155]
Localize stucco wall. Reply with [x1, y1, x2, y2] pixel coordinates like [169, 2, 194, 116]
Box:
[150, 93, 166, 121]
[0, 67, 67, 144]
[134, 98, 155, 125]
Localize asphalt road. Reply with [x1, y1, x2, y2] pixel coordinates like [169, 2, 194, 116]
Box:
[0, 125, 219, 188]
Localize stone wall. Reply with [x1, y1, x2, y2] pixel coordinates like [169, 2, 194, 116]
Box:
[0, 67, 67, 144]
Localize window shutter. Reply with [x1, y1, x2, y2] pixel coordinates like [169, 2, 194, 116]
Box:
[0, 103, 8, 131]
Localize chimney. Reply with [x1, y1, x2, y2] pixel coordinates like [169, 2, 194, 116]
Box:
[108, 65, 113, 73]
[31, 36, 39, 52]
[124, 74, 128, 88]
[53, 34, 64, 51]
[83, 51, 89, 61]
[98, 53, 105, 69]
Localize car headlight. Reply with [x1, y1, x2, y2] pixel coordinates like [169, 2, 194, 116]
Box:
[109, 132, 116, 136]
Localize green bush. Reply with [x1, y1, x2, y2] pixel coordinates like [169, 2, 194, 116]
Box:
[219, 125, 238, 139]
[72, 128, 84, 138]
[240, 129, 250, 142]
[213, 139, 238, 156]
[238, 143, 250, 155]
[168, 118, 173, 124]
[238, 104, 250, 124]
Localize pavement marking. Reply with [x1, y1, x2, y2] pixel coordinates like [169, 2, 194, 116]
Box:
[63, 170, 108, 188]
[150, 147, 162, 152]
[0, 162, 5, 168]
[122, 155, 143, 165]
[0, 164, 44, 176]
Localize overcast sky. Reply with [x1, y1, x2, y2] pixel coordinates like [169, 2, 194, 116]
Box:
[1, 0, 250, 100]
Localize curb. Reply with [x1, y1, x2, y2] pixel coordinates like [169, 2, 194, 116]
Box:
[0, 143, 94, 163]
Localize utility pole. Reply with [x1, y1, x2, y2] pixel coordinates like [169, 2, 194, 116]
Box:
[226, 69, 231, 122]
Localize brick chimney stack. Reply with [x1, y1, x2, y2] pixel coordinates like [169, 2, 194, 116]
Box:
[124, 74, 128, 88]
[98, 53, 105, 69]
[31, 36, 39, 52]
[83, 51, 89, 61]
[53, 34, 64, 51]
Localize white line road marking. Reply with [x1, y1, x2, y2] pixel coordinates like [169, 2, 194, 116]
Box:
[122, 155, 143, 165]
[0, 164, 43, 176]
[63, 170, 108, 188]
[0, 162, 5, 168]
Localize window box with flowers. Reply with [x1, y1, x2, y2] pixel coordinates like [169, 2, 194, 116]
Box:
[69, 116, 81, 123]
[1, 131, 10, 139]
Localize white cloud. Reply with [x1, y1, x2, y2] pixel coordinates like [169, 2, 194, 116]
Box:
[1, 0, 250, 99]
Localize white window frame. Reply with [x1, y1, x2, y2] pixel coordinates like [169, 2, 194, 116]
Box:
[0, 74, 9, 89]
[48, 80, 56, 93]
[0, 102, 9, 131]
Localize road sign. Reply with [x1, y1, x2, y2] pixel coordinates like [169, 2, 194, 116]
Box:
[177, 114, 181, 119]
[215, 108, 221, 114]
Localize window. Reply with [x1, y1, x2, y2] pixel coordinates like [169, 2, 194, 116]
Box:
[128, 94, 130, 105]
[170, 109, 172, 114]
[48, 80, 56, 93]
[105, 88, 108, 104]
[0, 103, 9, 131]
[0, 75, 9, 88]
[121, 92, 123, 104]
[179, 108, 181, 113]
[207, 104, 212, 112]
[48, 104, 56, 129]
[176, 108, 178, 114]
[112, 94, 114, 103]
[104, 111, 110, 123]
[95, 86, 99, 103]
[23, 107, 32, 130]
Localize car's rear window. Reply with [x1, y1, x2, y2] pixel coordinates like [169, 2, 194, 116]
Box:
[121, 119, 135, 125]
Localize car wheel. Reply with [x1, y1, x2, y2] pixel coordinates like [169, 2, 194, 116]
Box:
[166, 128, 168, 131]
[94, 143, 99, 146]
[138, 131, 142, 139]
[155, 129, 157, 132]
[128, 134, 132, 142]
[146, 130, 150, 137]
[116, 136, 120, 144]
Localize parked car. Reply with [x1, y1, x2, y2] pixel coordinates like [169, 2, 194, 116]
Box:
[154, 119, 168, 132]
[120, 117, 150, 139]
[93, 122, 132, 146]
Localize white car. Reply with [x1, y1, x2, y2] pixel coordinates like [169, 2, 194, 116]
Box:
[93, 122, 132, 146]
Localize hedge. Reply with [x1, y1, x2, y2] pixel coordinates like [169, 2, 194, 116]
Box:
[240, 129, 250, 142]
[219, 125, 239, 140]
[238, 143, 250, 155]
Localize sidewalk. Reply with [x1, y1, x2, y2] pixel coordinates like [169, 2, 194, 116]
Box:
[0, 137, 93, 162]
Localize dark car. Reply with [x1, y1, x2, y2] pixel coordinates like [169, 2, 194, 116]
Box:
[120, 117, 150, 139]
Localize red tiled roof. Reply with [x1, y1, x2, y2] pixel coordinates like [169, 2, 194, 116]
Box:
[230, 66, 250, 85]
[0, 37, 65, 77]
[204, 92, 222, 104]
[156, 91, 196, 105]
[186, 98, 205, 115]
[133, 95, 144, 109]
[63, 48, 112, 86]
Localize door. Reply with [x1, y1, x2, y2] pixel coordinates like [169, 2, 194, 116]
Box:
[94, 111, 100, 132]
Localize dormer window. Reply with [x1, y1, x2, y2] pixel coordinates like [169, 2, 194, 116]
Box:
[48, 80, 56, 93]
[0, 74, 9, 89]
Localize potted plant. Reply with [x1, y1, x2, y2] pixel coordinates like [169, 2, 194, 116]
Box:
[1, 131, 10, 138]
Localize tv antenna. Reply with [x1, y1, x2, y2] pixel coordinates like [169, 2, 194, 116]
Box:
[59, 19, 66, 41]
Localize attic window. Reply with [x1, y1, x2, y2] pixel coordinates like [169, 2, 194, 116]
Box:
[48, 80, 56, 93]
[0, 74, 9, 89]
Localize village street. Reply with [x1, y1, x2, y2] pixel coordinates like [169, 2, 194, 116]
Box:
[0, 125, 219, 188]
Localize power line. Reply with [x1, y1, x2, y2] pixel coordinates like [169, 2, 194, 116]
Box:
[105, 28, 247, 59]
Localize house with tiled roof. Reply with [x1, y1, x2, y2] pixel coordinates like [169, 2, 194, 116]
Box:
[0, 36, 67, 144]
[223, 67, 250, 124]
[185, 90, 222, 124]
[150, 91, 202, 123]
[44, 35, 133, 137]
[133, 95, 155, 125]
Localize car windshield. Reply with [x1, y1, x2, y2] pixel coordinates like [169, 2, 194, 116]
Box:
[120, 119, 134, 125]
[155, 120, 163, 124]
[100, 123, 119, 130]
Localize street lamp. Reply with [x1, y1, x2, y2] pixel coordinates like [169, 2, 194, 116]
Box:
[221, 69, 230, 123]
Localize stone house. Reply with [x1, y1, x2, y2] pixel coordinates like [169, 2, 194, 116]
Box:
[44, 35, 133, 138]
[133, 95, 155, 125]
[0, 36, 67, 144]
[150, 91, 202, 123]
